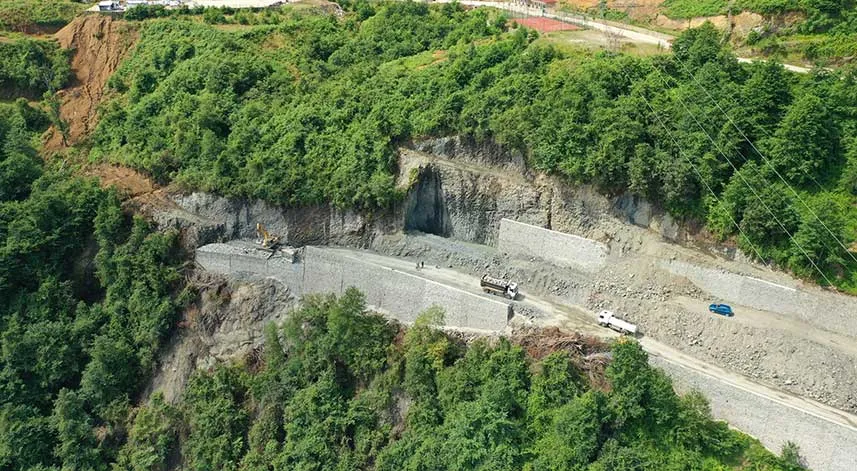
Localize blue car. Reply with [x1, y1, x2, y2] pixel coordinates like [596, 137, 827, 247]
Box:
[709, 304, 734, 317]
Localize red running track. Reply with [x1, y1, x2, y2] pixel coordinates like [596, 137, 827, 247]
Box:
[513, 16, 581, 32]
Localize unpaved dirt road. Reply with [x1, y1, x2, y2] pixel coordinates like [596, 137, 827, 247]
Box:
[671, 296, 857, 358]
[440, 0, 813, 73]
[326, 247, 604, 335]
[325, 246, 857, 470]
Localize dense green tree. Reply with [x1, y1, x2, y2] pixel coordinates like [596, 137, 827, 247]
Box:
[0, 38, 70, 96]
[527, 351, 584, 433]
[79, 336, 140, 413]
[113, 393, 178, 471]
[606, 340, 680, 435]
[0, 404, 56, 470]
[671, 22, 726, 69]
[789, 194, 852, 278]
[183, 367, 249, 471]
[741, 61, 793, 134]
[766, 94, 839, 185]
[0, 102, 186, 471]
[738, 183, 800, 260]
[52, 390, 103, 471]
[530, 391, 607, 470]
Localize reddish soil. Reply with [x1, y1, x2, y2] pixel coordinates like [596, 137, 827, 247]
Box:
[513, 17, 581, 33]
[85, 164, 156, 198]
[43, 14, 138, 151]
[561, 0, 662, 19]
[83, 163, 179, 216]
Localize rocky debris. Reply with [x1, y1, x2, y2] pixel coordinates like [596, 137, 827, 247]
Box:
[370, 231, 857, 414]
[590, 266, 857, 412]
[146, 274, 298, 403]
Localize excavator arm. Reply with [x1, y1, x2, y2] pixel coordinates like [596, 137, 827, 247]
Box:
[256, 223, 280, 249]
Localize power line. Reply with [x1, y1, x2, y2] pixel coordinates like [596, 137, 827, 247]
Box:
[668, 56, 857, 267]
[651, 62, 841, 267]
[645, 62, 836, 287]
[528, 7, 842, 284]
[612, 59, 769, 263]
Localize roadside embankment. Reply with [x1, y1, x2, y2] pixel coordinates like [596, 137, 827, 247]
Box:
[191, 237, 857, 471]
[498, 218, 608, 272]
[650, 351, 857, 471]
[664, 259, 857, 338]
[195, 242, 512, 332]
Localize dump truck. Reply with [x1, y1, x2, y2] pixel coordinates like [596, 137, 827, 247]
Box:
[480, 274, 519, 300]
[598, 310, 637, 335]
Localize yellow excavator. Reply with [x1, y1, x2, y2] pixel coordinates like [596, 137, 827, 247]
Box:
[256, 223, 282, 255]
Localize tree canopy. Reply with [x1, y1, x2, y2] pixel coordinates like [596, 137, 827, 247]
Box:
[0, 102, 188, 471]
[109, 292, 804, 471]
[92, 6, 857, 291]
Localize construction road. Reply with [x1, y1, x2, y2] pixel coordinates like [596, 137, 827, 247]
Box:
[325, 247, 857, 470]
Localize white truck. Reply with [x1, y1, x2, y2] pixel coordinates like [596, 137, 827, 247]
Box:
[480, 274, 519, 300]
[598, 310, 637, 335]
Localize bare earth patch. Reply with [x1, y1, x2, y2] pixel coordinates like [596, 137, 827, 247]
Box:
[43, 15, 138, 151]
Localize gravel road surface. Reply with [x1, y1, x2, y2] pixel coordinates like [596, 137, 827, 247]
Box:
[328, 246, 857, 471]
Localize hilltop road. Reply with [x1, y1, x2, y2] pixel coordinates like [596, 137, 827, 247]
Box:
[440, 0, 813, 73]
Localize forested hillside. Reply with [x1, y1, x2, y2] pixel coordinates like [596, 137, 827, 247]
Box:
[0, 102, 188, 469]
[0, 93, 802, 470]
[0, 38, 70, 98]
[0, 92, 801, 469]
[92, 3, 857, 291]
[0, 2, 852, 469]
[0, 0, 89, 33]
[114, 290, 803, 470]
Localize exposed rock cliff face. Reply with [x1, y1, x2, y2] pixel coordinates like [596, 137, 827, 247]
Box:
[400, 136, 686, 249]
[155, 136, 689, 255]
[153, 191, 401, 250]
[403, 166, 452, 238]
[149, 136, 857, 415]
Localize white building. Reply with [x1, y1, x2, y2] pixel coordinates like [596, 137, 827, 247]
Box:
[97, 1, 120, 11]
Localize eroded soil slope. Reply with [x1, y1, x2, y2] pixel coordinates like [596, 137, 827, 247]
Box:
[564, 0, 663, 18]
[44, 15, 137, 150]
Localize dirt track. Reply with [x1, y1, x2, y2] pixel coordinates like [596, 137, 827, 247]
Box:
[671, 295, 857, 358]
